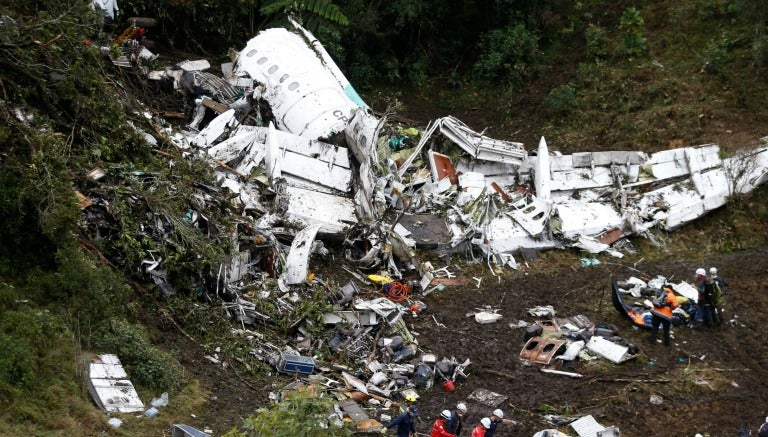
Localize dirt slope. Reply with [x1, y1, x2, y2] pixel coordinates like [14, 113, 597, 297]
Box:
[411, 249, 768, 436]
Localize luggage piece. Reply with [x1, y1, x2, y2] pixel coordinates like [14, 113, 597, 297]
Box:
[277, 353, 315, 375]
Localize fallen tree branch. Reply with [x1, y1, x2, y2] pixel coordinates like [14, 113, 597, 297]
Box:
[592, 377, 670, 384]
[479, 369, 516, 380]
[541, 368, 583, 378]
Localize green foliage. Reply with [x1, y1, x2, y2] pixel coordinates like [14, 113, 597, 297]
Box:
[473, 23, 539, 82]
[545, 84, 579, 115]
[261, 0, 349, 28]
[702, 33, 739, 78]
[752, 31, 768, 69]
[0, 308, 74, 401]
[93, 319, 182, 392]
[223, 387, 351, 437]
[585, 24, 607, 62]
[52, 247, 130, 336]
[119, 0, 253, 52]
[618, 7, 647, 58]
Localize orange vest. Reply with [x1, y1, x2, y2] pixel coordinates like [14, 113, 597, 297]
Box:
[651, 288, 679, 320]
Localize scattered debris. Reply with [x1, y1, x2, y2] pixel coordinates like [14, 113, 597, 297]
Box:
[569, 414, 620, 437]
[87, 354, 144, 413]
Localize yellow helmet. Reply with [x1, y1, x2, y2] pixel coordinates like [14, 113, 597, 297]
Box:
[405, 394, 417, 403]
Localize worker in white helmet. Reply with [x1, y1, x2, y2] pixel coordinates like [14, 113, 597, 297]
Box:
[447, 402, 467, 436]
[430, 410, 455, 437]
[484, 409, 517, 437]
[709, 267, 726, 324]
[470, 418, 492, 437]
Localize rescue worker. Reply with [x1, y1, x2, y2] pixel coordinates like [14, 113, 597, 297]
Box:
[430, 410, 456, 437]
[650, 285, 679, 346]
[446, 402, 467, 436]
[709, 267, 725, 323]
[383, 405, 417, 437]
[758, 416, 768, 437]
[485, 409, 516, 437]
[470, 418, 492, 437]
[693, 268, 708, 326]
[696, 268, 720, 327]
[399, 393, 417, 414]
[709, 267, 725, 291]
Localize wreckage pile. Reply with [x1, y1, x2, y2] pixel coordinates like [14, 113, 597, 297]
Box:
[73, 4, 768, 434]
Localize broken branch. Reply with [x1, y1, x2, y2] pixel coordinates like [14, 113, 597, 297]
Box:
[216, 160, 248, 179]
[592, 377, 670, 384]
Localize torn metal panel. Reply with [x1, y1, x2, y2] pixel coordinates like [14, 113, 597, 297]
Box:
[341, 371, 369, 395]
[172, 424, 212, 437]
[322, 311, 378, 326]
[207, 126, 353, 192]
[88, 354, 145, 413]
[485, 215, 560, 254]
[225, 251, 250, 283]
[177, 59, 211, 72]
[345, 109, 385, 220]
[570, 415, 619, 437]
[182, 70, 243, 106]
[281, 224, 322, 285]
[505, 196, 552, 236]
[428, 150, 458, 184]
[439, 116, 527, 164]
[723, 145, 768, 193]
[456, 172, 486, 206]
[644, 144, 721, 180]
[467, 388, 508, 408]
[519, 337, 567, 365]
[554, 202, 623, 239]
[234, 28, 358, 140]
[354, 298, 402, 325]
[634, 170, 728, 231]
[585, 336, 636, 364]
[280, 185, 357, 234]
[339, 398, 370, 422]
[193, 109, 239, 149]
[265, 122, 282, 181]
[396, 116, 526, 180]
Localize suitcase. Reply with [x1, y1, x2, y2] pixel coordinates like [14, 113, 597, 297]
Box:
[277, 353, 315, 375]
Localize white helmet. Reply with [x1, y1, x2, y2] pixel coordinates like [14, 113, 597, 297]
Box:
[493, 409, 504, 419]
[456, 402, 467, 413]
[481, 417, 492, 428]
[695, 268, 706, 276]
[709, 267, 717, 275]
[441, 410, 452, 420]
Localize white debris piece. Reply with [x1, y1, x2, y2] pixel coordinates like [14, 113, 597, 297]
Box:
[586, 336, 636, 364]
[87, 354, 145, 413]
[570, 415, 619, 437]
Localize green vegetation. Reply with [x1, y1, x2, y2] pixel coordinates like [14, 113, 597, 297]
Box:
[0, 0, 766, 435]
[223, 387, 351, 436]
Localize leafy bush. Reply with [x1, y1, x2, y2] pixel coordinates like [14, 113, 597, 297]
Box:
[702, 34, 738, 79]
[474, 23, 539, 82]
[93, 319, 182, 392]
[585, 24, 607, 62]
[618, 7, 647, 58]
[545, 84, 579, 115]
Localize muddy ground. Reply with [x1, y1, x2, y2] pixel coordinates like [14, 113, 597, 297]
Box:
[162, 244, 768, 437]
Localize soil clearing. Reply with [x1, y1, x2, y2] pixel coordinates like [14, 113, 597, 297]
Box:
[160, 246, 768, 436]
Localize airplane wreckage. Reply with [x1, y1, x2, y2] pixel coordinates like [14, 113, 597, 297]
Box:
[146, 17, 768, 277]
[82, 7, 768, 433]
